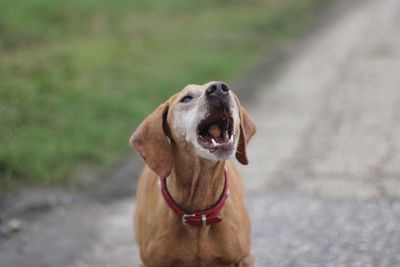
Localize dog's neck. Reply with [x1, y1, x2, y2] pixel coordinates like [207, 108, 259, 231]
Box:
[166, 147, 226, 213]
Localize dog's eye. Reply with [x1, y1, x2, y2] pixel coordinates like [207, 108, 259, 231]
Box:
[179, 95, 193, 103]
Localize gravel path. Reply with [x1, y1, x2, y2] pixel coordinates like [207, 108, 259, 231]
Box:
[2, 0, 400, 266]
[240, 0, 400, 200]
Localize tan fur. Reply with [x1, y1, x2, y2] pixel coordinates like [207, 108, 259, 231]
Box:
[131, 82, 256, 267]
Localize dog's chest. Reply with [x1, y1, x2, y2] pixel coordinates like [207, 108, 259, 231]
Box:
[142, 226, 246, 267]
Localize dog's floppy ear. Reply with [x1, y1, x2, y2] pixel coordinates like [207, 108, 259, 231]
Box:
[234, 96, 256, 165]
[130, 103, 173, 177]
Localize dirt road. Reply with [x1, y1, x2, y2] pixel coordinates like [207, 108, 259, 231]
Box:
[1, 0, 400, 266]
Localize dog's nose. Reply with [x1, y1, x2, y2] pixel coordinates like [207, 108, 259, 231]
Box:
[205, 82, 230, 99]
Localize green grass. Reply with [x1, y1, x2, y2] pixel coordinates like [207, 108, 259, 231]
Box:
[0, 0, 327, 189]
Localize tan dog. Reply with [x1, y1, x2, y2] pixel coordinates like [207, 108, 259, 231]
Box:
[130, 81, 256, 267]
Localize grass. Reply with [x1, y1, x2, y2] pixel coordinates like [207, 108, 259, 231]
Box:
[0, 0, 328, 190]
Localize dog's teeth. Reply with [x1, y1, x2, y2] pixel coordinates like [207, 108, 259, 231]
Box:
[211, 138, 218, 146]
[229, 135, 234, 143]
[224, 131, 229, 139]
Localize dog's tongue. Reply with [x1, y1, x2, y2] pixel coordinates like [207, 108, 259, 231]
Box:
[208, 124, 222, 138]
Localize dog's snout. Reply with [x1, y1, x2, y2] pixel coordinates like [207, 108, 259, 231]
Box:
[205, 82, 230, 99]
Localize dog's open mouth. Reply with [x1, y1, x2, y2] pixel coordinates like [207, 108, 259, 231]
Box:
[196, 110, 235, 151]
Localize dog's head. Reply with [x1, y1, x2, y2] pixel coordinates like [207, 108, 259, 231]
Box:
[130, 81, 256, 177]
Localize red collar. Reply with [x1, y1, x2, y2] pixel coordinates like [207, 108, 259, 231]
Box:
[160, 169, 229, 227]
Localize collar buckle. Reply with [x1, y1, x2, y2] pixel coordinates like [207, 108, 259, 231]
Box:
[182, 214, 196, 225]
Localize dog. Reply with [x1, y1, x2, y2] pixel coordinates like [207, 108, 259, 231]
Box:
[130, 81, 256, 267]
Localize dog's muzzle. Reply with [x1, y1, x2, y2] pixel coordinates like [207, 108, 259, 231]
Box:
[195, 82, 236, 154]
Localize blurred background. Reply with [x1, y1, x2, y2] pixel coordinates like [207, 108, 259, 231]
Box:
[0, 0, 325, 191]
[2, 0, 400, 266]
